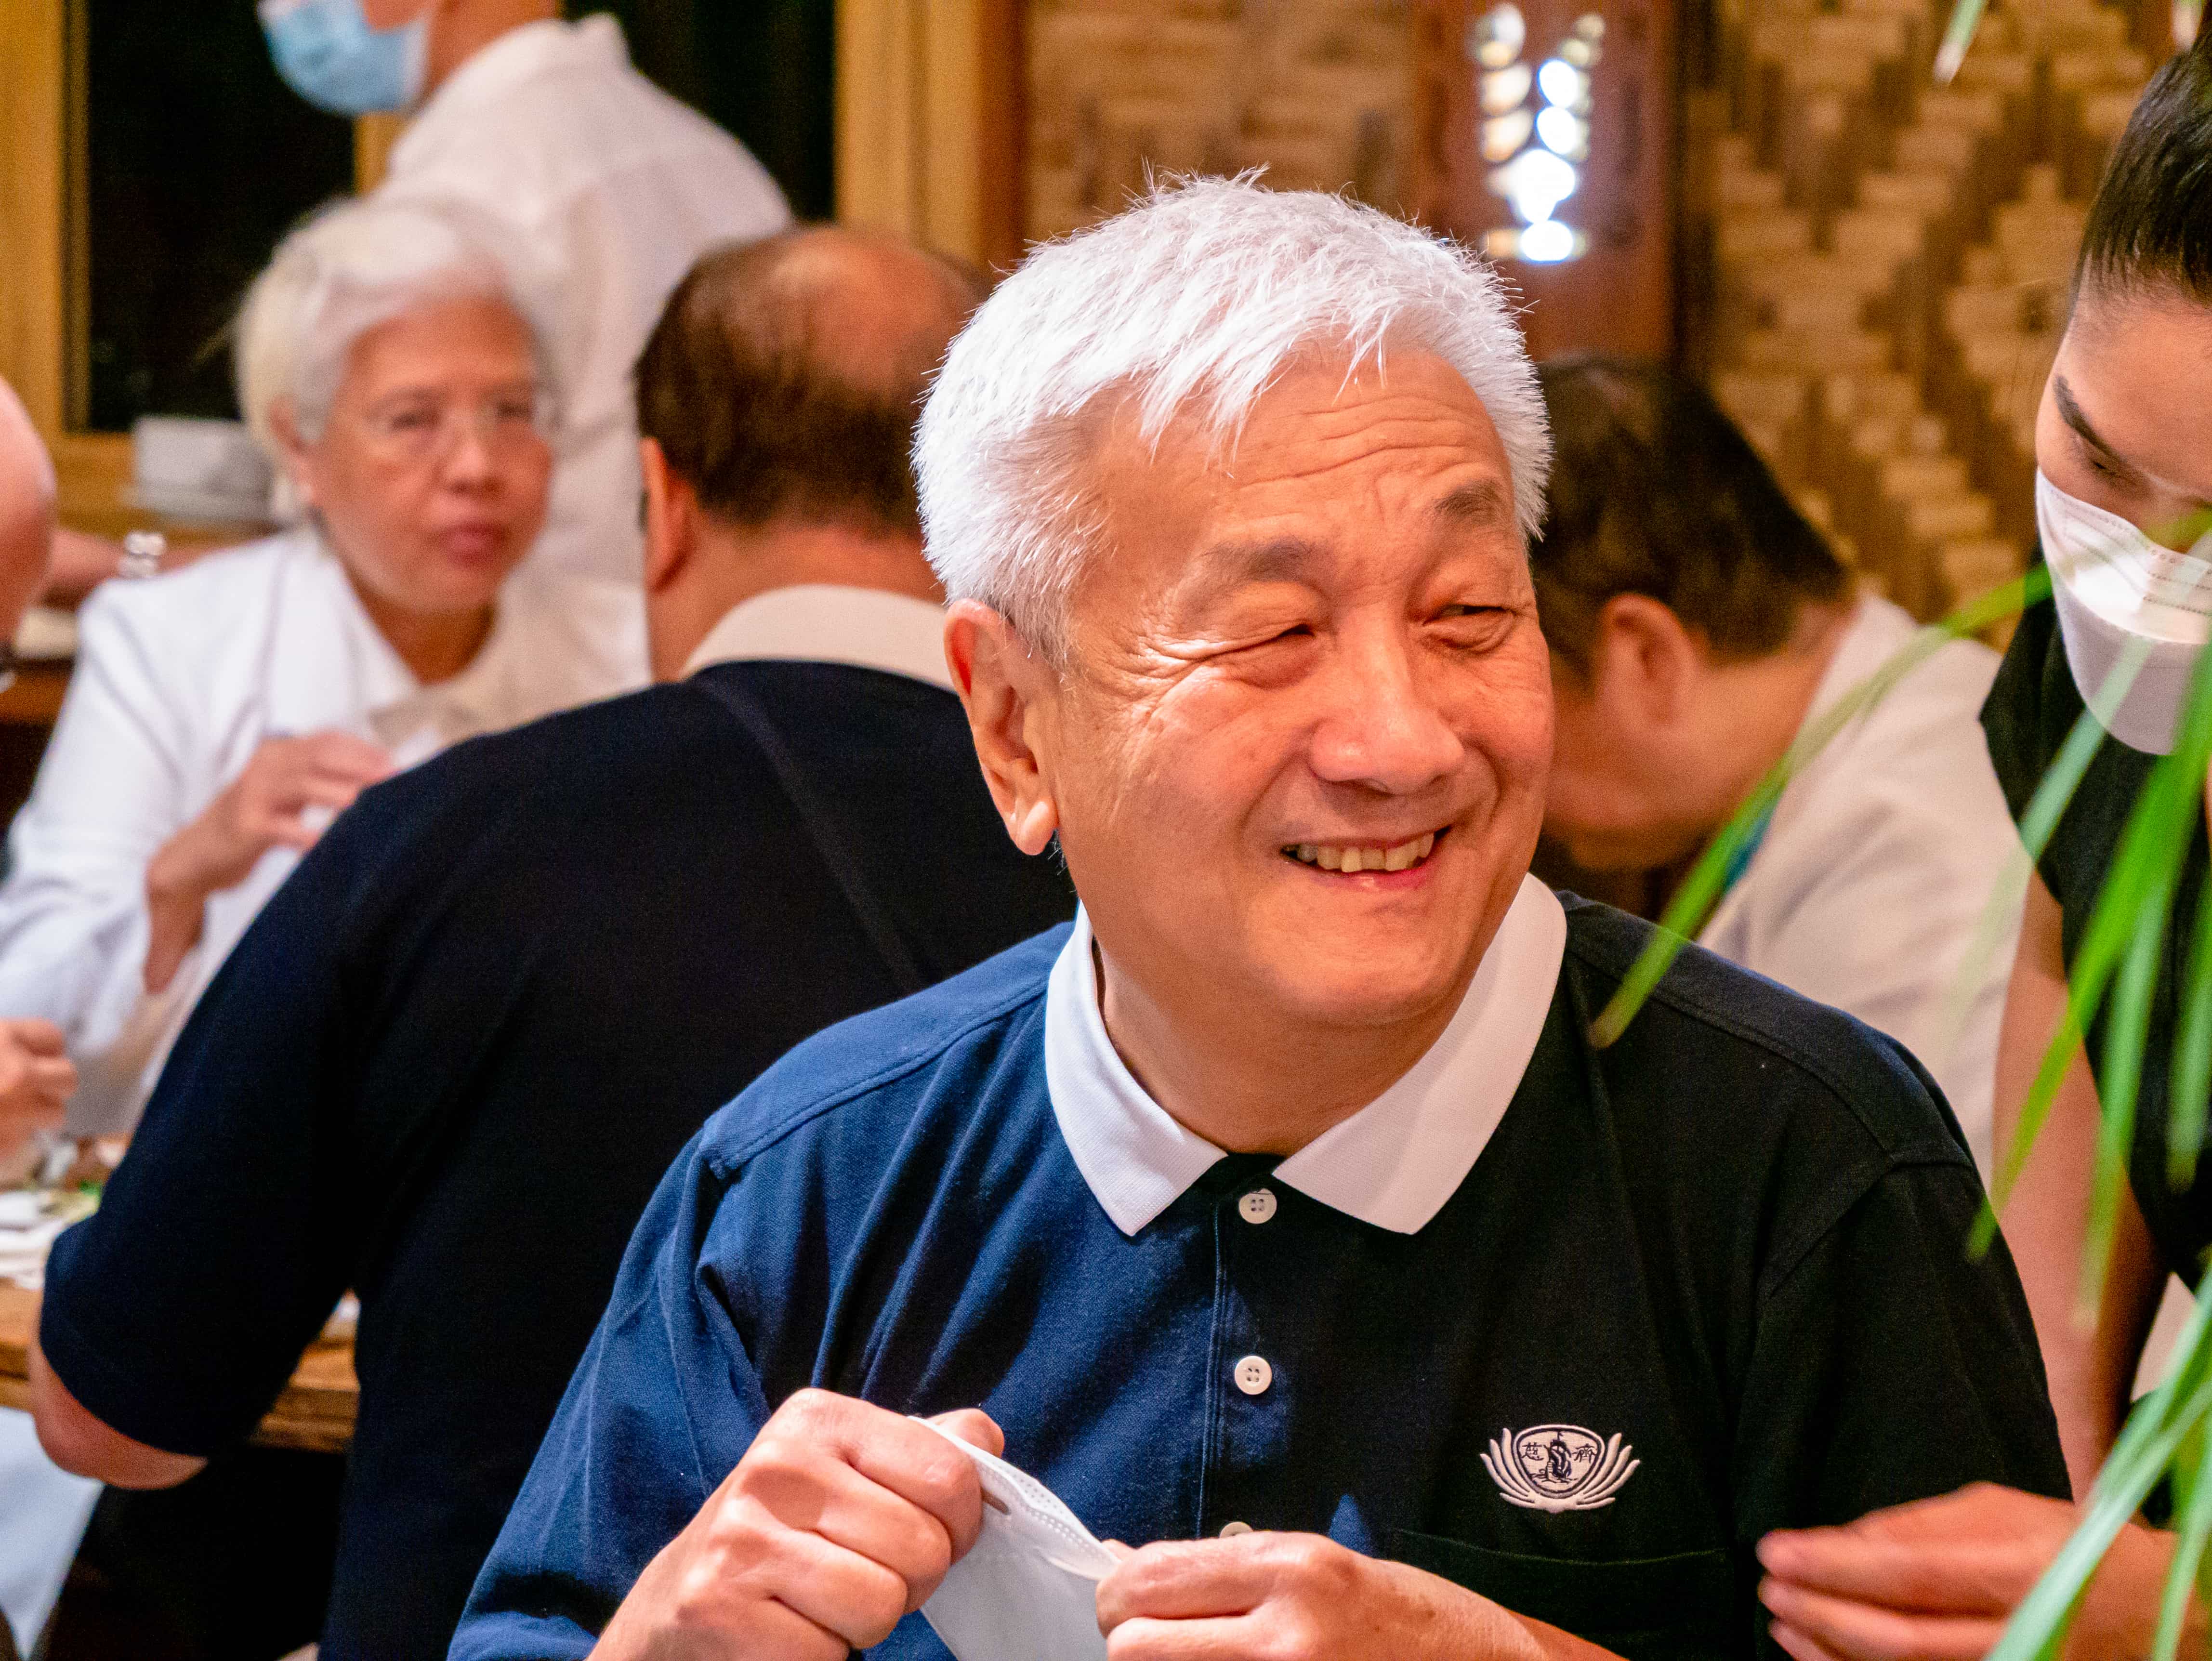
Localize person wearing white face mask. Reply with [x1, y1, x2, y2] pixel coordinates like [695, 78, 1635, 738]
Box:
[257, 0, 790, 610]
[1749, 31, 2212, 1661]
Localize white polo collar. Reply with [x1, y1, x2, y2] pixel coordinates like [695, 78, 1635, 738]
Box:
[682, 584, 954, 690]
[1044, 874, 1567, 1236]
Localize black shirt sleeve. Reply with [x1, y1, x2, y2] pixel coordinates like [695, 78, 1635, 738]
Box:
[38, 824, 374, 1456]
[1734, 1157, 2071, 1546]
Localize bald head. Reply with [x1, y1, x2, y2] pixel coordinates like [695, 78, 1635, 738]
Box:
[635, 227, 984, 537]
[0, 380, 55, 641]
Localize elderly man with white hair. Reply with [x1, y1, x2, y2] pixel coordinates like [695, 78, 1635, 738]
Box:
[0, 192, 637, 1136]
[451, 180, 2066, 1661]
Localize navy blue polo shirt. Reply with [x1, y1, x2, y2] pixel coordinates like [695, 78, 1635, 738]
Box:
[454, 897, 2066, 1661]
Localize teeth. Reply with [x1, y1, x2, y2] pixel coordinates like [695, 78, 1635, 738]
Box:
[1287, 830, 1439, 873]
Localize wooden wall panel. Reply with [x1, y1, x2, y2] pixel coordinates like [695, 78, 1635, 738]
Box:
[837, 0, 1025, 271]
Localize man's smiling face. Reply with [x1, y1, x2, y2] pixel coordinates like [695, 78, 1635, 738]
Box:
[1037, 349, 1553, 1033]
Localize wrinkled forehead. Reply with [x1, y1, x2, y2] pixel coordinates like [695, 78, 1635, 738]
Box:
[1071, 350, 1525, 612]
[1089, 348, 1517, 530]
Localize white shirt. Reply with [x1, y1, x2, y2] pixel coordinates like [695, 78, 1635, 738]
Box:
[1699, 594, 2018, 1173]
[1044, 875, 1568, 1235]
[380, 16, 790, 592]
[0, 528, 641, 1133]
[682, 584, 955, 690]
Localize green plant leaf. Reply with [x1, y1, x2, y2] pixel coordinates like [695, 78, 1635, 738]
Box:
[2155, 1413, 2212, 1661]
[1934, 0, 1988, 83]
[2167, 873, 2212, 1188]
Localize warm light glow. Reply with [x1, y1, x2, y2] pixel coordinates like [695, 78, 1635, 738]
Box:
[1494, 147, 1578, 223]
[1480, 62, 1534, 114]
[1482, 108, 1535, 162]
[1536, 105, 1588, 157]
[1467, 2, 1528, 69]
[1475, 7, 1601, 265]
[1520, 219, 1578, 262]
[1538, 58, 1588, 107]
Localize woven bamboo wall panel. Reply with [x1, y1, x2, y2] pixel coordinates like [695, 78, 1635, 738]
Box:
[1025, 0, 1416, 240]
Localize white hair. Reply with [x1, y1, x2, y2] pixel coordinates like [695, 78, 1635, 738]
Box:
[235, 195, 559, 461]
[915, 176, 1551, 664]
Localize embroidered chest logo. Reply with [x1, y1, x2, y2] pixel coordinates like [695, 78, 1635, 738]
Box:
[1484, 1425, 1639, 1513]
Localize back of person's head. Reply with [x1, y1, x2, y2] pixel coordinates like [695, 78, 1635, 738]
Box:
[634, 227, 986, 540]
[1533, 356, 1847, 672]
[235, 194, 556, 465]
[2075, 28, 2212, 312]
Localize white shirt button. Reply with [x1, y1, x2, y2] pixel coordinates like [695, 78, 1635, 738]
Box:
[1238, 1188, 1277, 1224]
[1233, 1354, 1273, 1396]
[1219, 1520, 1254, 1537]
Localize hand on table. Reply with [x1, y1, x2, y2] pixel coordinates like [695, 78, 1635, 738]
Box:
[144, 730, 393, 992]
[1757, 1481, 2196, 1661]
[0, 1017, 72, 1161]
[593, 1390, 1003, 1661]
[1097, 1531, 1614, 1661]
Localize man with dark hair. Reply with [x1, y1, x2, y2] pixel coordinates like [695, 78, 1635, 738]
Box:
[25, 226, 1076, 1661]
[1535, 355, 2018, 1168]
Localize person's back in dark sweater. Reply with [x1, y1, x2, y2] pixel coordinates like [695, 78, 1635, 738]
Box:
[31, 227, 1073, 1659]
[37, 657, 1075, 1657]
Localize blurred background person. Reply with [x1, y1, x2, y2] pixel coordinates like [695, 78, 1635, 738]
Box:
[1535, 356, 2019, 1170]
[261, 0, 789, 597]
[29, 226, 1074, 1661]
[0, 375, 91, 1661]
[0, 380, 76, 1166]
[0, 194, 637, 1143]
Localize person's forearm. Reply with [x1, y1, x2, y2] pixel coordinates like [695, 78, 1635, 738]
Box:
[28, 1335, 204, 1488]
[141, 829, 220, 994]
[1995, 878, 2166, 1491]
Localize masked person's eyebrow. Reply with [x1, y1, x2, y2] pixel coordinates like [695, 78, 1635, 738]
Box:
[2054, 375, 2140, 480]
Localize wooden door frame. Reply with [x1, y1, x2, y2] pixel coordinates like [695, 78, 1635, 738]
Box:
[835, 0, 1025, 273]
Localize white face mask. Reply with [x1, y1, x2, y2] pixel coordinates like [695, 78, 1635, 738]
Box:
[2038, 469, 2212, 754]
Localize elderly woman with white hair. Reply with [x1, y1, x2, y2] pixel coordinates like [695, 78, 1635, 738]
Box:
[452, 178, 2063, 1661]
[0, 194, 641, 1134]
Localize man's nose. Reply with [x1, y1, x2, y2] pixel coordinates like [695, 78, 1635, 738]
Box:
[1308, 633, 1464, 793]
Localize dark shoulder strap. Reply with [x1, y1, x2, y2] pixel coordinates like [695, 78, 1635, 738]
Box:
[691, 666, 927, 997]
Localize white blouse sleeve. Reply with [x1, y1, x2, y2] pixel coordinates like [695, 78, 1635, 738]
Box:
[0, 585, 199, 1057]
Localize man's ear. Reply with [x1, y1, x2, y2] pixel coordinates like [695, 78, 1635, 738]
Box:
[639, 438, 696, 595]
[1591, 593, 1703, 729]
[268, 399, 318, 513]
[944, 600, 1061, 857]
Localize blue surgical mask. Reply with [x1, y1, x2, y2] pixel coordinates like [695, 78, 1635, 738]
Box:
[259, 0, 428, 118]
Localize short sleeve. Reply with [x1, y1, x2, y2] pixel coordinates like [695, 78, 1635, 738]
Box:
[1980, 593, 2072, 832]
[1733, 1159, 2071, 1552]
[449, 1139, 770, 1661]
[36, 825, 369, 1455]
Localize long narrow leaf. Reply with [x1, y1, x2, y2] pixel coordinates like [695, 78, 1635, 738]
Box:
[1934, 0, 1988, 82]
[2167, 873, 2212, 1188]
[2084, 886, 2169, 1313]
[2154, 1416, 2212, 1661]
[1989, 1290, 2212, 1659]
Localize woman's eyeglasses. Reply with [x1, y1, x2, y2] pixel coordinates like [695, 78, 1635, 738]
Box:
[353, 385, 555, 466]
